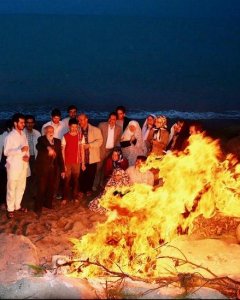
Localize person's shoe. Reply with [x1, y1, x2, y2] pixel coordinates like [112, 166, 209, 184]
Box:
[73, 199, 79, 203]
[55, 194, 63, 200]
[18, 207, 28, 213]
[7, 211, 14, 219]
[61, 199, 67, 205]
[0, 203, 6, 211]
[77, 192, 84, 199]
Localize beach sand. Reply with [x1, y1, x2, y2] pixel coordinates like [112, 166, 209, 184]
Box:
[0, 194, 107, 266]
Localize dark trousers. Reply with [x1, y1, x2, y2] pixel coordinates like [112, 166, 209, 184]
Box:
[93, 149, 113, 189]
[22, 156, 36, 210]
[0, 166, 7, 205]
[79, 163, 97, 193]
[35, 167, 56, 213]
[63, 163, 80, 200]
[53, 165, 63, 197]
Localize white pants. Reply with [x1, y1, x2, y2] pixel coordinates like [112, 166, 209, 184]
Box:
[6, 169, 27, 212]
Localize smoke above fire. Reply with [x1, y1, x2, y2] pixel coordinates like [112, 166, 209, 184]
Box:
[70, 134, 240, 279]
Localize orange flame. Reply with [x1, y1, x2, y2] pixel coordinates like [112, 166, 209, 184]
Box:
[70, 134, 240, 278]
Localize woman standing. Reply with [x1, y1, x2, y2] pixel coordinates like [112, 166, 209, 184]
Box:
[141, 114, 156, 155]
[120, 120, 145, 166]
[147, 115, 169, 156]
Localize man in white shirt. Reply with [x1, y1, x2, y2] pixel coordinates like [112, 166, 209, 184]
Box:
[62, 105, 78, 135]
[93, 112, 122, 191]
[4, 113, 30, 218]
[41, 108, 65, 139]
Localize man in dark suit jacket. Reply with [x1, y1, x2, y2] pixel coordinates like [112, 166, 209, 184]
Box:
[34, 125, 65, 217]
[93, 112, 122, 190]
[116, 106, 130, 133]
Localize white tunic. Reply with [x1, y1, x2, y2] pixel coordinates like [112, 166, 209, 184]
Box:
[4, 129, 30, 180]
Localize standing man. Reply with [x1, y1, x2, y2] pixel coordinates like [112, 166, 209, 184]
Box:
[93, 112, 122, 191]
[116, 105, 130, 133]
[4, 113, 30, 218]
[24, 115, 41, 169]
[34, 126, 65, 217]
[78, 113, 103, 198]
[22, 115, 41, 210]
[62, 105, 78, 135]
[61, 118, 85, 205]
[41, 108, 65, 199]
[41, 108, 65, 139]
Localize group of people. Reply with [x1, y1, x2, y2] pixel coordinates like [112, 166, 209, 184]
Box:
[0, 104, 204, 218]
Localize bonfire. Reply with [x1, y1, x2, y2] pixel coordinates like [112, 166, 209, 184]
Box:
[57, 133, 240, 298]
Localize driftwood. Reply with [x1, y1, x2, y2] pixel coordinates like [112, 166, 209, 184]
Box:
[55, 252, 240, 299]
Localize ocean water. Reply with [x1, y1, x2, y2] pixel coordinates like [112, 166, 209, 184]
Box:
[0, 14, 240, 117]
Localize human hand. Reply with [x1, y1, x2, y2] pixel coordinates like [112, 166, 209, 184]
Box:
[61, 172, 65, 179]
[21, 146, 29, 152]
[83, 144, 90, 150]
[130, 135, 135, 142]
[82, 163, 86, 171]
[48, 148, 56, 157]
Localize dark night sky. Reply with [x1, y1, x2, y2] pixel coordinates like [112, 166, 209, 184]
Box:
[0, 1, 240, 113]
[0, 0, 240, 17]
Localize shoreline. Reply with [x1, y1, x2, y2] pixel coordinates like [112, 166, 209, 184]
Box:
[1, 117, 240, 139]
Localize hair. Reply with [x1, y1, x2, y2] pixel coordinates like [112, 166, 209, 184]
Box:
[177, 119, 185, 126]
[108, 111, 117, 119]
[68, 118, 79, 126]
[12, 113, 25, 124]
[189, 121, 203, 133]
[25, 115, 36, 122]
[44, 125, 54, 134]
[136, 155, 147, 162]
[173, 120, 190, 151]
[78, 113, 88, 120]
[116, 105, 126, 114]
[67, 105, 77, 112]
[51, 108, 61, 117]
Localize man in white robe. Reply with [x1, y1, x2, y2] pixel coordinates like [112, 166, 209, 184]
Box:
[4, 113, 30, 218]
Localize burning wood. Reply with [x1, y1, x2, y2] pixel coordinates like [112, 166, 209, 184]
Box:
[62, 134, 240, 297]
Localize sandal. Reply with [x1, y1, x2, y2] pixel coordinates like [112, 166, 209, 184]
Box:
[20, 207, 28, 213]
[7, 211, 14, 219]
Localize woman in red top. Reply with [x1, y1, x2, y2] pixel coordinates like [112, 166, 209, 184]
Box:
[104, 146, 129, 181]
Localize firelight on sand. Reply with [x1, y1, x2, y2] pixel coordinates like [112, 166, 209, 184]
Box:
[70, 134, 240, 279]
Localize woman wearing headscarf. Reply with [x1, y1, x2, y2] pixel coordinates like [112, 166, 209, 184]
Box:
[89, 168, 130, 214]
[141, 114, 156, 155]
[104, 146, 129, 179]
[120, 120, 145, 166]
[147, 115, 169, 156]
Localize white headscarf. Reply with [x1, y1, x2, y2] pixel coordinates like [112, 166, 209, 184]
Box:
[121, 120, 142, 141]
[142, 114, 156, 141]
